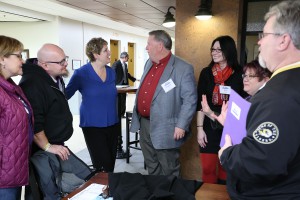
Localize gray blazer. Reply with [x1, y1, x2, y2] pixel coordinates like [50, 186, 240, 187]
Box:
[130, 54, 197, 149]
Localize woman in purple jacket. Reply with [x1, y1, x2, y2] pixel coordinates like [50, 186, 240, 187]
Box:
[0, 35, 34, 200]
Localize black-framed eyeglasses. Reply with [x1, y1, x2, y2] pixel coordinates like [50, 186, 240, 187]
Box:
[210, 48, 222, 53]
[7, 53, 23, 60]
[45, 56, 69, 66]
[258, 32, 282, 40]
[242, 74, 259, 80]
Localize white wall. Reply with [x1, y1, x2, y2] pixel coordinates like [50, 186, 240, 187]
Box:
[0, 19, 59, 55]
[81, 22, 148, 79]
[0, 17, 148, 114]
[1, 19, 60, 83]
[58, 17, 85, 115]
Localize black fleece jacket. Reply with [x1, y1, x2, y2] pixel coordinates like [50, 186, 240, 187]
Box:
[19, 63, 73, 151]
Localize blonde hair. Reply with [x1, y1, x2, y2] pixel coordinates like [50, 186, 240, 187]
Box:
[0, 35, 24, 77]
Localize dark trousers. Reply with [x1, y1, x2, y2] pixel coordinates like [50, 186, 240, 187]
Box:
[139, 117, 180, 176]
[82, 124, 119, 172]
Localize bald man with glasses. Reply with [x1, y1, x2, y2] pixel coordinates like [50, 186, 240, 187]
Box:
[19, 44, 91, 200]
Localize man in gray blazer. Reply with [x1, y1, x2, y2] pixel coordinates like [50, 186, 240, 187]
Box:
[130, 30, 197, 176]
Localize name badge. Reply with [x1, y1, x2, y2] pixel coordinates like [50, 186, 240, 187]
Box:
[161, 79, 176, 93]
[219, 85, 231, 95]
[231, 101, 241, 120]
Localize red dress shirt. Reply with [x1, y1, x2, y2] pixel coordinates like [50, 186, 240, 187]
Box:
[137, 53, 171, 117]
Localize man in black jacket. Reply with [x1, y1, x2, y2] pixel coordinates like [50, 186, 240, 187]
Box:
[20, 44, 91, 200]
[111, 52, 136, 118]
[218, 1, 300, 199]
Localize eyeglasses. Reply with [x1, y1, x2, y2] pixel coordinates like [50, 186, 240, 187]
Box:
[8, 53, 23, 60]
[45, 56, 69, 66]
[258, 32, 282, 40]
[210, 48, 222, 53]
[242, 74, 259, 80]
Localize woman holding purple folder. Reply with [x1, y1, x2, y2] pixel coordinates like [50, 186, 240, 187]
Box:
[201, 59, 271, 126]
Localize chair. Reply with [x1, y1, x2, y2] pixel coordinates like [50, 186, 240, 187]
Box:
[125, 111, 142, 163]
[125, 111, 147, 170]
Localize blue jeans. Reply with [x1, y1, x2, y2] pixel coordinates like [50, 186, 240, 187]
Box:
[0, 187, 21, 200]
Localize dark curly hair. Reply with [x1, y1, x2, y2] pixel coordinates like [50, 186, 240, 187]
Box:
[243, 60, 272, 81]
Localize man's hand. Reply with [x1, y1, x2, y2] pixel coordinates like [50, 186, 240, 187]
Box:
[174, 127, 185, 140]
[33, 131, 70, 160]
[48, 144, 70, 161]
[218, 134, 232, 159]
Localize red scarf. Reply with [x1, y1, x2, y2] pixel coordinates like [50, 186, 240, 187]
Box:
[212, 64, 233, 105]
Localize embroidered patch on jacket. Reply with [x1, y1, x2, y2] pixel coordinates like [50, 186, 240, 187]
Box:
[253, 122, 279, 144]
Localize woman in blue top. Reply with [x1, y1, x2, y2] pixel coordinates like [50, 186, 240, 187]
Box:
[66, 37, 119, 172]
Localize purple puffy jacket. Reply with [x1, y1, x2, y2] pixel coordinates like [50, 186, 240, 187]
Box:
[0, 77, 33, 188]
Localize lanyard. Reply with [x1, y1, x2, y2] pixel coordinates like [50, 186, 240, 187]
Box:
[271, 62, 300, 79]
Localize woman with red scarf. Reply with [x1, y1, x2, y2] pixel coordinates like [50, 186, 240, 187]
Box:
[197, 35, 246, 184]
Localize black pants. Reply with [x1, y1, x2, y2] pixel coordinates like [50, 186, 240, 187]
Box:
[82, 124, 119, 172]
[118, 93, 126, 117]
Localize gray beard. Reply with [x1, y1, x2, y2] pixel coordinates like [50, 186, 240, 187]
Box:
[62, 69, 69, 78]
[258, 54, 267, 69]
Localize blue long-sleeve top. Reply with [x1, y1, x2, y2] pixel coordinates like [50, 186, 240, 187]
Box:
[65, 62, 119, 128]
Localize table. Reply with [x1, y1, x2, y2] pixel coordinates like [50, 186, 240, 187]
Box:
[195, 183, 230, 199]
[62, 173, 108, 200]
[116, 86, 138, 159]
[62, 173, 230, 200]
[117, 86, 138, 94]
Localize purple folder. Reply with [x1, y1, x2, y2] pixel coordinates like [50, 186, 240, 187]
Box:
[220, 89, 251, 147]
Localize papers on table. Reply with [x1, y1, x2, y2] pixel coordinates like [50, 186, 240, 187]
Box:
[69, 183, 112, 200]
[220, 89, 251, 147]
[116, 85, 129, 88]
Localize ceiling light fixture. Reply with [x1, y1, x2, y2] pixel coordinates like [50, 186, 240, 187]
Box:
[195, 0, 213, 20]
[162, 6, 176, 28]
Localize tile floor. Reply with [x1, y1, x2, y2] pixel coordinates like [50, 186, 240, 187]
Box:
[68, 93, 148, 175]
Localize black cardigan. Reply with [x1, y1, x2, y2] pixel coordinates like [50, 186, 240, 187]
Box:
[19, 63, 73, 151]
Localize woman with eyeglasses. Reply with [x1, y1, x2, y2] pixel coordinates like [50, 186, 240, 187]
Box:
[196, 35, 246, 184]
[0, 35, 34, 199]
[242, 60, 271, 99]
[201, 59, 272, 126]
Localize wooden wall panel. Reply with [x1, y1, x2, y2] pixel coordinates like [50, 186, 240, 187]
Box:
[175, 0, 241, 180]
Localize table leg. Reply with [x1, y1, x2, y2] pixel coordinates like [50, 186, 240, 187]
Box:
[116, 94, 132, 159]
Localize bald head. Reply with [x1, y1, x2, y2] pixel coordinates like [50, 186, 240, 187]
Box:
[37, 43, 69, 78]
[37, 44, 65, 62]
